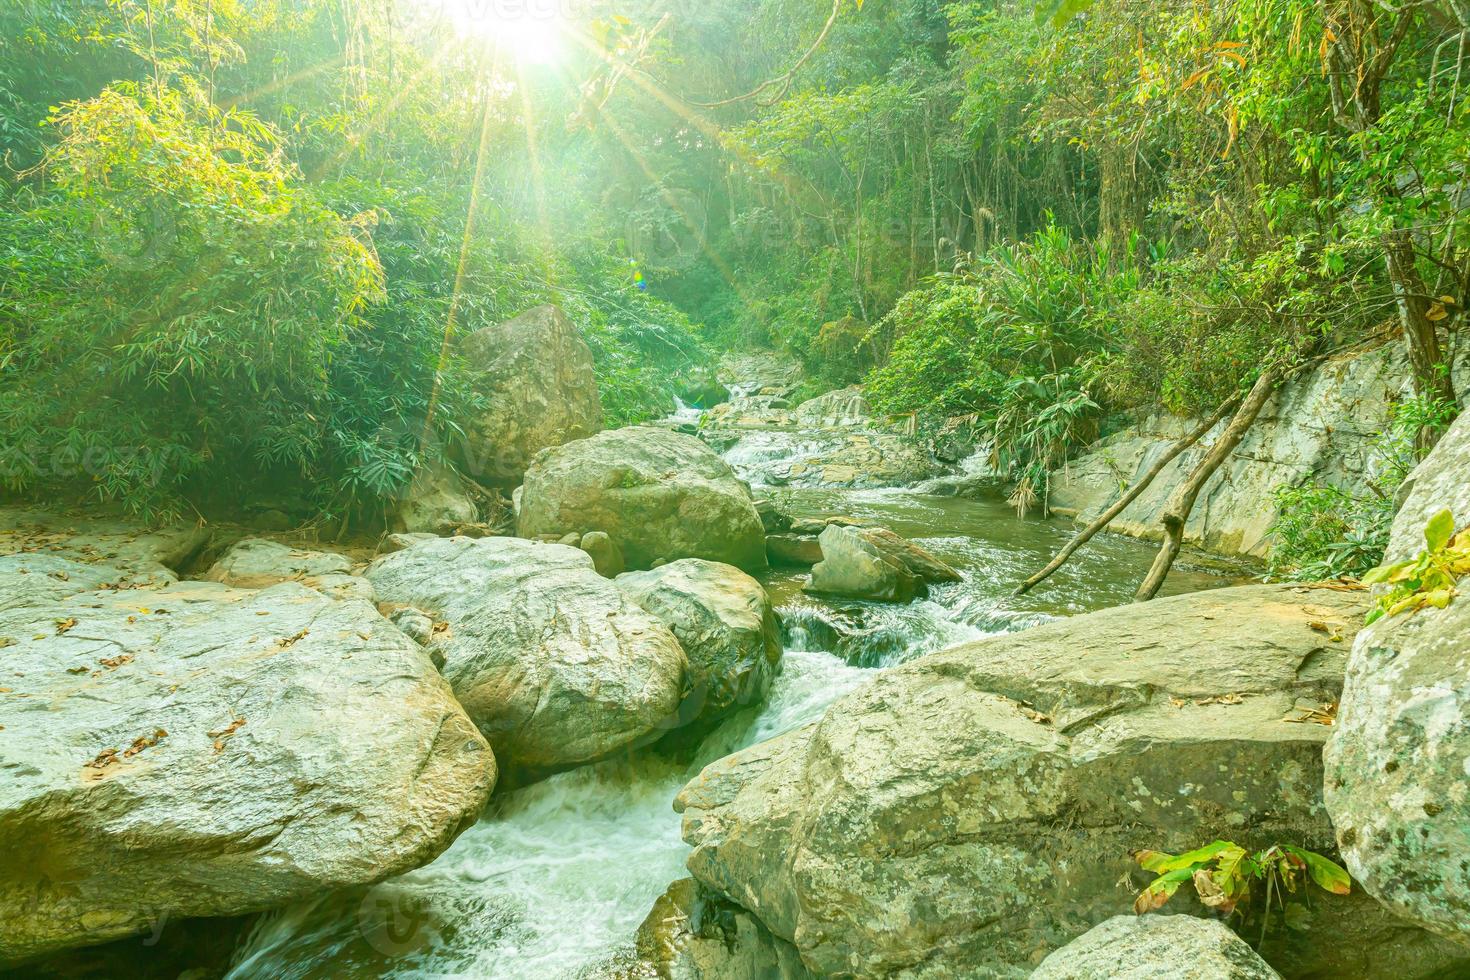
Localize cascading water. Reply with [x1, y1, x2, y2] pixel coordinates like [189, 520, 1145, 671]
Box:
[227, 391, 1239, 980]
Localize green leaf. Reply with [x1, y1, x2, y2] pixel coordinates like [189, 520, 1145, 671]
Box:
[1283, 847, 1352, 896]
[1140, 840, 1236, 873]
[1133, 867, 1197, 914]
[1425, 509, 1456, 553]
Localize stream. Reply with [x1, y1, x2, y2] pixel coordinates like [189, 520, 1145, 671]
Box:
[225, 404, 1239, 979]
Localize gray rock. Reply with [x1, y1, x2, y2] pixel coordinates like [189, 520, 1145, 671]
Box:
[766, 533, 823, 567]
[616, 559, 782, 729]
[383, 532, 438, 554]
[0, 506, 210, 586]
[805, 524, 923, 602]
[631, 878, 812, 980]
[460, 304, 603, 485]
[793, 386, 870, 427]
[1047, 344, 1470, 558]
[676, 584, 1466, 978]
[1325, 409, 1470, 945]
[579, 530, 624, 578]
[1032, 915, 1280, 980]
[390, 606, 437, 648]
[398, 464, 479, 534]
[517, 427, 767, 572]
[366, 536, 687, 772]
[203, 537, 373, 602]
[0, 580, 494, 966]
[754, 499, 792, 534]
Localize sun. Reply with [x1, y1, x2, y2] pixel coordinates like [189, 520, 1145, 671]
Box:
[436, 0, 566, 65]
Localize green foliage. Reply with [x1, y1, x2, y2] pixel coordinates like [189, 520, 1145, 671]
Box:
[1362, 510, 1470, 625]
[1133, 840, 1350, 922]
[1267, 393, 1459, 582]
[0, 87, 384, 520]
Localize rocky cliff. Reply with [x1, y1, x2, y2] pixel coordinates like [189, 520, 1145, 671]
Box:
[1048, 343, 1467, 558]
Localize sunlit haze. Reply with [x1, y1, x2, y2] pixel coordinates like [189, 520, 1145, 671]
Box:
[433, 0, 566, 63]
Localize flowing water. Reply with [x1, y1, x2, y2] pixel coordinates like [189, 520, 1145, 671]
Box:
[226, 408, 1242, 979]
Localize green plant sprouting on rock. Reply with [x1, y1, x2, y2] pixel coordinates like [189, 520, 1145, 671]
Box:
[1133, 840, 1350, 937]
[1361, 510, 1470, 625]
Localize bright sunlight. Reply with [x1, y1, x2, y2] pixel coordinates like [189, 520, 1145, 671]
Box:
[435, 0, 565, 63]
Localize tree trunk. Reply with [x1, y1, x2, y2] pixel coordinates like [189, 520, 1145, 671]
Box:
[1016, 396, 1239, 596]
[1134, 370, 1281, 602]
[1384, 226, 1457, 409]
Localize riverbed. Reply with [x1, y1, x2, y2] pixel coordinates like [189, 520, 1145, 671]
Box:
[225, 419, 1240, 979]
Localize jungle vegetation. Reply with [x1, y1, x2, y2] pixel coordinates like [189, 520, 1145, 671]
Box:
[0, 0, 1465, 532]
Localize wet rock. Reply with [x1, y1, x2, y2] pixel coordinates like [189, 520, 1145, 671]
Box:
[675, 584, 1465, 978]
[1325, 409, 1470, 944]
[678, 370, 731, 409]
[203, 537, 373, 602]
[858, 526, 961, 583]
[0, 578, 494, 966]
[460, 304, 603, 485]
[366, 536, 687, 772]
[579, 530, 624, 579]
[630, 878, 812, 980]
[792, 386, 870, 427]
[1032, 915, 1280, 979]
[754, 499, 792, 534]
[802, 525, 956, 602]
[517, 427, 767, 572]
[398, 463, 479, 534]
[616, 559, 781, 730]
[766, 533, 823, 567]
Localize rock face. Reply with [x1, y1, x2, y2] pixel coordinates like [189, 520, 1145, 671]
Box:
[616, 559, 782, 729]
[804, 525, 959, 602]
[1032, 915, 1281, 980]
[793, 387, 870, 427]
[1048, 344, 1470, 558]
[460, 304, 603, 485]
[397, 463, 479, 534]
[1325, 409, 1470, 945]
[0, 574, 494, 966]
[675, 584, 1468, 978]
[517, 427, 768, 572]
[203, 537, 372, 602]
[365, 536, 687, 771]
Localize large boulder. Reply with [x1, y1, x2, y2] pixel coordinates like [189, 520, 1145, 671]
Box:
[517, 427, 767, 572]
[1032, 915, 1280, 980]
[459, 304, 603, 485]
[804, 525, 958, 602]
[397, 463, 479, 534]
[365, 536, 687, 772]
[676, 584, 1469, 978]
[0, 574, 494, 966]
[616, 559, 782, 730]
[631, 878, 812, 980]
[203, 537, 372, 602]
[804, 524, 922, 602]
[1325, 409, 1470, 945]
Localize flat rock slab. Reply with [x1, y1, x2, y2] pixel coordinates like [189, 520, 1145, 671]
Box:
[0, 576, 494, 965]
[203, 537, 372, 602]
[0, 507, 210, 587]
